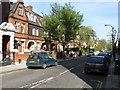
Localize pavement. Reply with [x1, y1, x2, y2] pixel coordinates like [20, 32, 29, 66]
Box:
[0, 56, 80, 74]
[1, 55, 120, 89]
[105, 52, 120, 89]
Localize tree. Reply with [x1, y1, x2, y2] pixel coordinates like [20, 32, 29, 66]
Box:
[42, 3, 84, 43]
[95, 39, 112, 51]
[76, 26, 96, 47]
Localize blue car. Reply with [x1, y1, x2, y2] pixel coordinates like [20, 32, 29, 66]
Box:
[26, 54, 58, 69]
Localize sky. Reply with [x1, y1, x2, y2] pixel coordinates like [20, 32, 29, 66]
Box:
[10, 0, 119, 40]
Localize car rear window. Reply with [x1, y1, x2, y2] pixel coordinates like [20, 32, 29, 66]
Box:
[87, 57, 103, 63]
[39, 54, 49, 59]
[29, 55, 38, 59]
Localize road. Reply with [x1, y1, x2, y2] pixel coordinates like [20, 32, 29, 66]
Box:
[2, 56, 107, 89]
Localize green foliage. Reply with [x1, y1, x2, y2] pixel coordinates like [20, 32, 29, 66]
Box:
[95, 39, 112, 51]
[42, 3, 83, 42]
[76, 26, 96, 47]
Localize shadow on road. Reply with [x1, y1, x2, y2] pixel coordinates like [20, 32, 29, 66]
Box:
[58, 56, 107, 88]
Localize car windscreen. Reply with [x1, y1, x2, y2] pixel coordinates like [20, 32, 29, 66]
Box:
[29, 55, 38, 59]
[87, 57, 103, 63]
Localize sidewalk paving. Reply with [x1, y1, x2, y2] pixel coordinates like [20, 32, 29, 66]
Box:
[0, 56, 81, 74]
[105, 53, 120, 89]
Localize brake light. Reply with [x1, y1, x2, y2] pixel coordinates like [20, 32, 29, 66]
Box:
[38, 58, 41, 62]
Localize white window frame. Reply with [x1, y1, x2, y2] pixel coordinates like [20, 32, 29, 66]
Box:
[36, 29, 39, 36]
[33, 16, 36, 22]
[15, 22, 19, 32]
[32, 28, 35, 35]
[19, 41, 25, 54]
[37, 42, 41, 50]
[21, 24, 25, 33]
[18, 7, 23, 16]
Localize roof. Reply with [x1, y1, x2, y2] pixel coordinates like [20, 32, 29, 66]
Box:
[9, 1, 43, 25]
[9, 2, 19, 17]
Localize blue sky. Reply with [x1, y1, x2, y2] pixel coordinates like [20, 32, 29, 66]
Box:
[11, 0, 119, 40]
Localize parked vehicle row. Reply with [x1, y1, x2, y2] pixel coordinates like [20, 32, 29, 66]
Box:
[84, 56, 109, 74]
[85, 51, 112, 74]
[27, 50, 112, 75]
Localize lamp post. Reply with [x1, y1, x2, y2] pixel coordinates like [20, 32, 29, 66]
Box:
[104, 24, 116, 61]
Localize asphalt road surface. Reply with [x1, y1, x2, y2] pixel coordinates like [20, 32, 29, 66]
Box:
[2, 56, 107, 89]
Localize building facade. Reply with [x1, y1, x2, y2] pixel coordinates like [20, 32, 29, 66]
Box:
[1, 0, 47, 64]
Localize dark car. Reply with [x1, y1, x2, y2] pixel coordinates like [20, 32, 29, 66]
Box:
[26, 54, 58, 69]
[84, 56, 109, 74]
[87, 52, 95, 57]
[98, 52, 111, 64]
[106, 51, 112, 58]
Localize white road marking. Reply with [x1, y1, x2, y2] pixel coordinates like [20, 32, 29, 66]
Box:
[20, 77, 53, 88]
[30, 77, 54, 88]
[20, 65, 79, 88]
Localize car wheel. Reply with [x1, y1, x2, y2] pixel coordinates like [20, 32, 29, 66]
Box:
[54, 62, 58, 66]
[42, 63, 47, 69]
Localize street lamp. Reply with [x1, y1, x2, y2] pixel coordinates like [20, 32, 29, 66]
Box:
[104, 24, 116, 61]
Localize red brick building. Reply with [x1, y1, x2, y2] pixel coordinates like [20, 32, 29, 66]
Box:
[1, 0, 48, 64]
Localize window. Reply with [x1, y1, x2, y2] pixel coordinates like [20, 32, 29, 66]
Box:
[29, 55, 38, 59]
[36, 29, 39, 36]
[21, 41, 25, 53]
[21, 24, 25, 33]
[14, 40, 19, 49]
[37, 42, 41, 50]
[15, 22, 19, 32]
[32, 28, 35, 35]
[33, 16, 36, 22]
[18, 7, 23, 16]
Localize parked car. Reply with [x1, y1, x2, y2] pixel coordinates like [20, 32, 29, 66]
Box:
[87, 52, 95, 57]
[84, 56, 109, 74]
[106, 51, 112, 58]
[97, 52, 111, 64]
[26, 54, 58, 69]
[30, 50, 47, 55]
